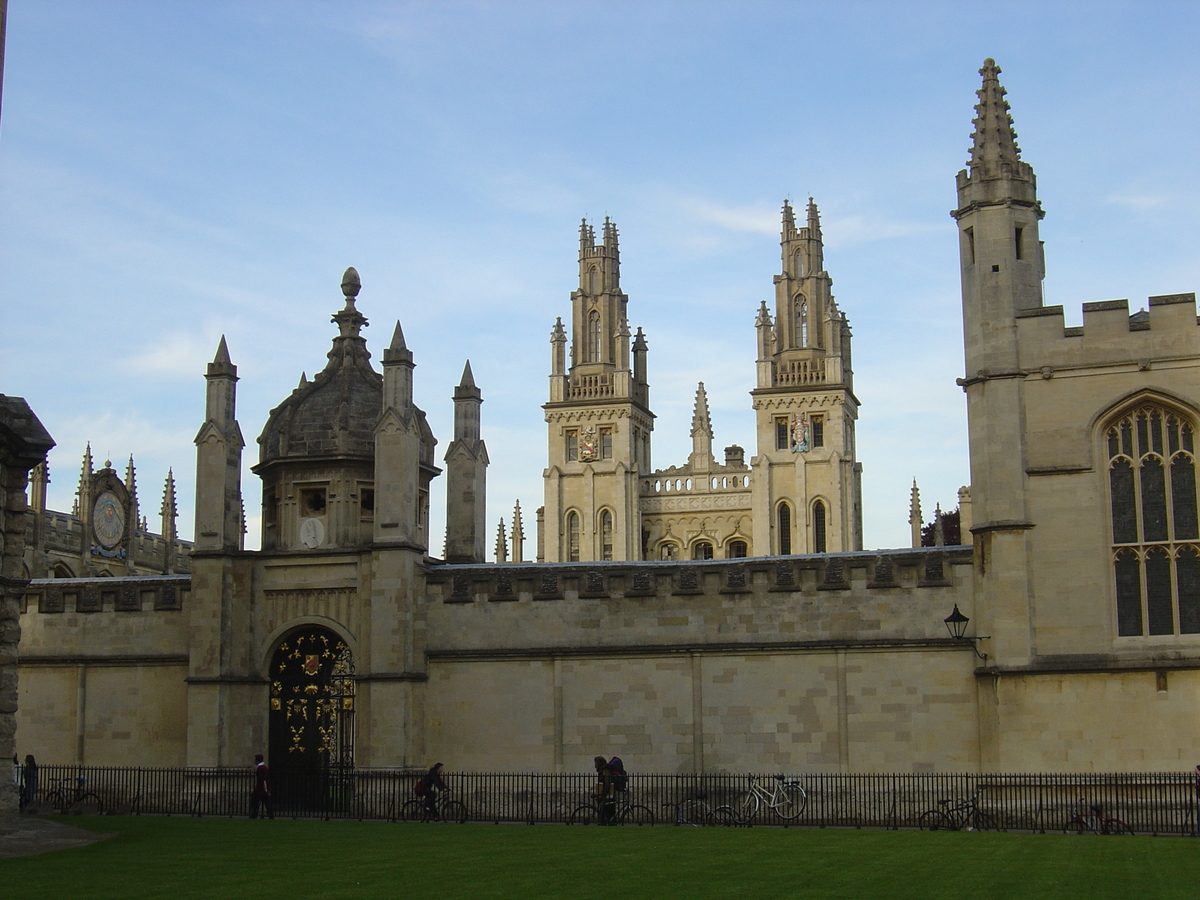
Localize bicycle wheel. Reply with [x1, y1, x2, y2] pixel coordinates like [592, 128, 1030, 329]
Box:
[918, 809, 952, 831]
[443, 800, 468, 824]
[569, 804, 600, 825]
[707, 805, 737, 827]
[620, 804, 654, 826]
[1062, 816, 1090, 835]
[76, 792, 104, 815]
[1104, 819, 1135, 835]
[675, 800, 703, 826]
[401, 798, 425, 822]
[774, 785, 807, 820]
[46, 790, 69, 815]
[735, 792, 760, 824]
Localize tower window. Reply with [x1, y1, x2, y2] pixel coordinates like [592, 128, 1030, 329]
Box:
[776, 417, 790, 451]
[567, 512, 580, 562]
[964, 227, 975, 264]
[360, 487, 375, 517]
[796, 298, 808, 347]
[264, 489, 278, 527]
[1014, 226, 1024, 260]
[778, 503, 792, 555]
[566, 430, 578, 462]
[1107, 404, 1200, 636]
[794, 249, 804, 278]
[813, 500, 827, 553]
[599, 428, 613, 460]
[600, 510, 613, 561]
[300, 488, 327, 517]
[811, 416, 824, 449]
[588, 266, 598, 294]
[588, 310, 602, 362]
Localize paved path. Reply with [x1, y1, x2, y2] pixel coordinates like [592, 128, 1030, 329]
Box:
[0, 815, 114, 859]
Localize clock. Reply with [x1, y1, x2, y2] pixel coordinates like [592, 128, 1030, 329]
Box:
[299, 517, 325, 550]
[93, 492, 125, 548]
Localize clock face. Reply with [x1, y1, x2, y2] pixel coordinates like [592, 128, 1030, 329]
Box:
[93, 492, 125, 548]
[299, 517, 325, 550]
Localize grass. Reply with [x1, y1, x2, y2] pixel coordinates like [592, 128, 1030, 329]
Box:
[3, 817, 1199, 900]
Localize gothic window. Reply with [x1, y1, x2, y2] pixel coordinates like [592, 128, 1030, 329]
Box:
[52, 562, 74, 578]
[599, 427, 613, 460]
[588, 310, 602, 362]
[567, 511, 581, 562]
[796, 298, 808, 347]
[588, 266, 598, 294]
[566, 430, 578, 462]
[776, 416, 789, 451]
[778, 502, 793, 555]
[659, 542, 678, 560]
[813, 500, 827, 553]
[599, 510, 613, 561]
[728, 540, 748, 559]
[811, 415, 824, 449]
[1107, 404, 1200, 636]
[300, 487, 326, 517]
[693, 541, 714, 560]
[794, 249, 804, 278]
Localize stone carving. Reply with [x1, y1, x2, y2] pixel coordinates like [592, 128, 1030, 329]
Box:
[585, 570, 605, 593]
[726, 567, 747, 589]
[774, 562, 796, 587]
[539, 571, 558, 595]
[632, 571, 652, 592]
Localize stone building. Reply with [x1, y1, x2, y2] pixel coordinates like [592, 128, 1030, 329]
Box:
[12, 60, 1200, 777]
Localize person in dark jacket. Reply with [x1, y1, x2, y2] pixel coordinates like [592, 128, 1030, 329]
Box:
[422, 763, 449, 819]
[20, 755, 37, 809]
[250, 754, 274, 819]
[593, 756, 616, 825]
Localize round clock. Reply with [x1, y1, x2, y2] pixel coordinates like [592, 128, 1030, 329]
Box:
[93, 491, 125, 548]
[299, 517, 325, 550]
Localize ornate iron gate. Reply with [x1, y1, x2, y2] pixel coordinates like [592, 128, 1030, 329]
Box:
[269, 627, 355, 812]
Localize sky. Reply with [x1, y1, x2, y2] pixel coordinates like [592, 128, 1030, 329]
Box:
[2, 0, 1199, 555]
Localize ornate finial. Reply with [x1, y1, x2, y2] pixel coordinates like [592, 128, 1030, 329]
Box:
[511, 501, 525, 563]
[691, 382, 713, 438]
[495, 518, 508, 563]
[967, 57, 1024, 175]
[459, 360, 476, 389]
[782, 199, 797, 237]
[341, 266, 361, 298]
[297, 372, 308, 389]
[755, 299, 773, 327]
[806, 197, 821, 231]
[632, 326, 648, 352]
[552, 317, 567, 340]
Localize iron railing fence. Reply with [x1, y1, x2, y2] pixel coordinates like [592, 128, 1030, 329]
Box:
[25, 767, 1199, 835]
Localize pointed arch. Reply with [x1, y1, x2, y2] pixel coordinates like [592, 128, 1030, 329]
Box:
[795, 295, 808, 347]
[588, 265, 599, 294]
[1102, 399, 1200, 636]
[812, 499, 827, 553]
[566, 510, 581, 562]
[776, 501, 793, 555]
[794, 249, 804, 279]
[598, 508, 614, 560]
[587, 310, 602, 362]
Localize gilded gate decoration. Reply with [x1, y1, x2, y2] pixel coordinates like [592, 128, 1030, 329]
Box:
[269, 627, 355, 776]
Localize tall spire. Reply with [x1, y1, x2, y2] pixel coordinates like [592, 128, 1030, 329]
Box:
[688, 382, 714, 471]
[495, 518, 508, 563]
[511, 501, 525, 563]
[909, 479, 923, 548]
[806, 197, 821, 237]
[781, 199, 797, 239]
[690, 382, 712, 438]
[967, 58, 1029, 181]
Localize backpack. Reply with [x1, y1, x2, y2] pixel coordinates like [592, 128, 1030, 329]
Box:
[609, 756, 628, 792]
[414, 779, 427, 796]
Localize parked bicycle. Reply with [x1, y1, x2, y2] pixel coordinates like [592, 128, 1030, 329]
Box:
[401, 792, 468, 824]
[735, 775, 807, 823]
[1062, 801, 1134, 835]
[568, 792, 655, 826]
[917, 789, 996, 831]
[44, 775, 104, 815]
[662, 797, 736, 827]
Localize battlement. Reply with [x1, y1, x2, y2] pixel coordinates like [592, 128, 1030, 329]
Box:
[21, 574, 191, 614]
[1014, 292, 1200, 370]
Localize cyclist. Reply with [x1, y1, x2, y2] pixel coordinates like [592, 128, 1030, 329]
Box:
[593, 756, 616, 825]
[421, 762, 449, 820]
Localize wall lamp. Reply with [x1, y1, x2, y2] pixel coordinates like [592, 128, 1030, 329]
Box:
[944, 604, 989, 662]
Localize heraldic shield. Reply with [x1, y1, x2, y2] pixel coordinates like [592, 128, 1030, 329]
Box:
[268, 626, 355, 811]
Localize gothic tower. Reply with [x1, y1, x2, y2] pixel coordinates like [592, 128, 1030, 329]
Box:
[951, 59, 1044, 667]
[750, 199, 863, 554]
[443, 360, 489, 563]
[543, 218, 653, 561]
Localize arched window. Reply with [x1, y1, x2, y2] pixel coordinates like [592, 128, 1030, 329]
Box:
[778, 503, 792, 555]
[794, 249, 804, 278]
[728, 540, 748, 559]
[796, 298, 808, 347]
[588, 266, 599, 294]
[659, 542, 678, 560]
[1107, 404, 1200, 636]
[693, 541, 713, 560]
[599, 510, 614, 561]
[567, 511, 581, 562]
[588, 310, 602, 362]
[52, 562, 74, 579]
[813, 500, 827, 553]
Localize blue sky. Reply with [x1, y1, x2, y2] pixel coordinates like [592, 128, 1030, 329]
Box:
[3, 1, 1199, 553]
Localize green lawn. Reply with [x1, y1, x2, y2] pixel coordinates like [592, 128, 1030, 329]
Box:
[3, 817, 1198, 899]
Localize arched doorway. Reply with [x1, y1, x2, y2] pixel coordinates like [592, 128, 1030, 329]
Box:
[268, 626, 355, 809]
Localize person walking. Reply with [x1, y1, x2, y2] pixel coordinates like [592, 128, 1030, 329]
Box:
[420, 763, 449, 820]
[249, 754, 274, 819]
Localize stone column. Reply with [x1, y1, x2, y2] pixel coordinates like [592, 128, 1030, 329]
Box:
[0, 396, 54, 834]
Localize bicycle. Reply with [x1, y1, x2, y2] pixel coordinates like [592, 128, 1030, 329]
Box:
[662, 797, 737, 827]
[401, 791, 468, 824]
[568, 792, 655, 826]
[1062, 801, 1134, 835]
[917, 789, 996, 831]
[44, 776, 105, 815]
[734, 775, 807, 823]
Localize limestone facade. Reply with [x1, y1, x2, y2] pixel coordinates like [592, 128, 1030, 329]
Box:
[13, 59, 1200, 778]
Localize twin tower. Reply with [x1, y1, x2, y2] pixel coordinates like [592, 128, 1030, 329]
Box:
[543, 204, 863, 563]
